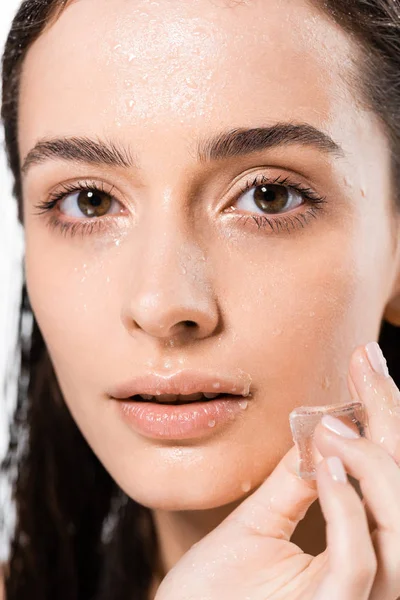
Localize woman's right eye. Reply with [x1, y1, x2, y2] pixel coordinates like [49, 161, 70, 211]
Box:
[59, 188, 124, 219]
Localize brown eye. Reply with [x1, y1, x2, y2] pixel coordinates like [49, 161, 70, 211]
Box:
[253, 184, 292, 213]
[76, 190, 112, 218]
[235, 182, 303, 215]
[58, 187, 123, 219]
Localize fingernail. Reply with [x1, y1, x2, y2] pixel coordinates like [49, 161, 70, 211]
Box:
[365, 342, 390, 378]
[326, 456, 348, 483]
[321, 414, 360, 439]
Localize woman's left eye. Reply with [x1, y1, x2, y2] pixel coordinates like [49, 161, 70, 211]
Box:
[234, 179, 302, 215]
[228, 174, 327, 234]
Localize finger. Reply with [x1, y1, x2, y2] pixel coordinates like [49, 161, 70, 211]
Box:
[349, 343, 400, 463]
[225, 443, 319, 541]
[313, 456, 376, 600]
[313, 417, 400, 600]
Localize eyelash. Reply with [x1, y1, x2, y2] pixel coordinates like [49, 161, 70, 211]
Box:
[32, 174, 327, 239]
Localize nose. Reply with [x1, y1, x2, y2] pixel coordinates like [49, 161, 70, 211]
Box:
[120, 219, 219, 343]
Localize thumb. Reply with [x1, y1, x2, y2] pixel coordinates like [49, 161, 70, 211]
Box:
[224, 444, 319, 541]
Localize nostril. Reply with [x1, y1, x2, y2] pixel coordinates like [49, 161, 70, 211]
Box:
[184, 321, 197, 328]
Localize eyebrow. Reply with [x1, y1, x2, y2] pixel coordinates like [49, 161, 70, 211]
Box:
[21, 122, 344, 177]
[196, 123, 344, 162]
[21, 136, 135, 176]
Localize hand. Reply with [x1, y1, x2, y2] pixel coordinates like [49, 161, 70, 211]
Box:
[155, 343, 400, 600]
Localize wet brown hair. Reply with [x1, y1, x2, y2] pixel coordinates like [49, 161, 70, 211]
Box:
[1, 0, 399, 598]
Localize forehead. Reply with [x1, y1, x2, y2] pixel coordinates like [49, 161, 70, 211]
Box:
[18, 0, 360, 160]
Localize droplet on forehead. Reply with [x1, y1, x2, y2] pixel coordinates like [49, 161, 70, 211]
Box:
[289, 401, 368, 480]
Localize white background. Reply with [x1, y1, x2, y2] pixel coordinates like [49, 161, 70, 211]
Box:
[0, 0, 26, 562]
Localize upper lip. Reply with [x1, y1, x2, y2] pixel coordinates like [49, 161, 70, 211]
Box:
[109, 368, 252, 402]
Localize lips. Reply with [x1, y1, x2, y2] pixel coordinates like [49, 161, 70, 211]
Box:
[109, 368, 252, 404]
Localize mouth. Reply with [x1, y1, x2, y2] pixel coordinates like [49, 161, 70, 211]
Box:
[123, 392, 241, 405]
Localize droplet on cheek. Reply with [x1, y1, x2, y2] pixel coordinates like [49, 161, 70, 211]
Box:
[208, 419, 216, 428]
[241, 481, 251, 493]
[322, 376, 331, 390]
[238, 400, 248, 410]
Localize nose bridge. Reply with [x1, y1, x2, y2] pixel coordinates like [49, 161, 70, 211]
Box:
[139, 185, 199, 281]
[120, 195, 218, 340]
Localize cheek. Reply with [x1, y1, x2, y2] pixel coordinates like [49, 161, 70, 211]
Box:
[24, 235, 110, 392]
[219, 233, 376, 405]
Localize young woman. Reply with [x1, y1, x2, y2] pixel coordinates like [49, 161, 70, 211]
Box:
[1, 0, 400, 598]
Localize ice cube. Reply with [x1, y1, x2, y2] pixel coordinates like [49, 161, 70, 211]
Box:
[289, 401, 368, 480]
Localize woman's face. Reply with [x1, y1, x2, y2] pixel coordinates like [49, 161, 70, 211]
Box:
[18, 0, 399, 509]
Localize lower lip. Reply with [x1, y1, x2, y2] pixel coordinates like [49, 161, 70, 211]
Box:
[115, 396, 249, 439]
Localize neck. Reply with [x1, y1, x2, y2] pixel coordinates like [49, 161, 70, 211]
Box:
[152, 497, 243, 576]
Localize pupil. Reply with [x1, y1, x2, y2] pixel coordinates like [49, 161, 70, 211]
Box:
[78, 190, 111, 217]
[254, 184, 288, 213]
[87, 191, 102, 207]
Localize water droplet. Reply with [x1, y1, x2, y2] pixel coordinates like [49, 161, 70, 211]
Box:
[238, 400, 248, 410]
[128, 53, 135, 62]
[322, 376, 331, 390]
[185, 76, 198, 89]
[309, 311, 315, 317]
[181, 266, 187, 274]
[241, 481, 251, 492]
[213, 382, 220, 389]
[208, 419, 216, 428]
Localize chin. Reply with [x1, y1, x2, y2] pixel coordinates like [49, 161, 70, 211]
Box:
[120, 478, 249, 511]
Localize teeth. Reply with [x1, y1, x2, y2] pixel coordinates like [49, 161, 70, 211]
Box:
[137, 392, 222, 402]
[183, 392, 204, 401]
